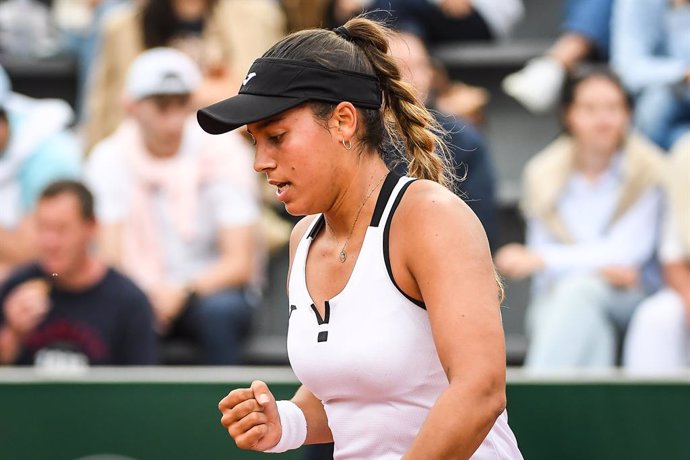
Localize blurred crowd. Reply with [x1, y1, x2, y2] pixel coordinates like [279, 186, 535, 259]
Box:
[0, 0, 688, 373]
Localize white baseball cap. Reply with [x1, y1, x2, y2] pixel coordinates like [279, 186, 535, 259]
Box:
[124, 47, 202, 101]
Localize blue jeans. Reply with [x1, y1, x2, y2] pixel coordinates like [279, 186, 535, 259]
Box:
[525, 273, 644, 369]
[563, 0, 614, 59]
[634, 84, 690, 151]
[171, 287, 254, 365]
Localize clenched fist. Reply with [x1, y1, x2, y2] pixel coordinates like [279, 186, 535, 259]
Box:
[218, 380, 282, 451]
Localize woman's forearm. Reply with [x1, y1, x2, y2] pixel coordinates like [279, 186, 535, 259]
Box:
[291, 385, 334, 445]
[404, 379, 506, 459]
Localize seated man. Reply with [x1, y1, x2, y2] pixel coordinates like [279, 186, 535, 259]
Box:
[85, 48, 261, 365]
[624, 134, 690, 372]
[0, 180, 157, 367]
[0, 65, 81, 281]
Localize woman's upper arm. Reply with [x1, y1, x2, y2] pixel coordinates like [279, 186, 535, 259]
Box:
[395, 182, 506, 385]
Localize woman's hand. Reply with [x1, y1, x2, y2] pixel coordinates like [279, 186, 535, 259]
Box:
[599, 266, 639, 289]
[494, 243, 545, 279]
[218, 380, 282, 451]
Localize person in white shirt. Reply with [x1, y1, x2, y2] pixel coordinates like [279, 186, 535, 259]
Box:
[495, 67, 666, 370]
[199, 17, 522, 459]
[85, 48, 261, 365]
[623, 134, 690, 372]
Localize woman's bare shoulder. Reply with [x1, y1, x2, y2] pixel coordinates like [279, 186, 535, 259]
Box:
[397, 179, 479, 228]
[394, 179, 490, 258]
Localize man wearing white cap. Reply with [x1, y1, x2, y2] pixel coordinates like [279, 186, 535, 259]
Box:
[85, 48, 261, 365]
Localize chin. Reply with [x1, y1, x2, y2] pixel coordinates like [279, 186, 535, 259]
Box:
[40, 259, 67, 275]
[283, 203, 310, 217]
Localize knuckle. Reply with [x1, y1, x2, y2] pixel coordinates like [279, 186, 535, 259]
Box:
[244, 411, 263, 425]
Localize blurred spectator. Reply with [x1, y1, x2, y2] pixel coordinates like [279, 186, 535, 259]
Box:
[611, 0, 690, 150]
[363, 0, 524, 43]
[0, 65, 81, 282]
[503, 0, 614, 114]
[624, 134, 690, 373]
[83, 0, 285, 153]
[281, 0, 327, 31]
[0, 180, 157, 367]
[356, 1, 521, 127]
[388, 31, 498, 245]
[495, 68, 665, 369]
[0, 0, 61, 57]
[60, 0, 129, 119]
[85, 48, 261, 365]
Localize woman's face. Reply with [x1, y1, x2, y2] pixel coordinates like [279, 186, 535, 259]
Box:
[564, 76, 630, 153]
[248, 105, 346, 216]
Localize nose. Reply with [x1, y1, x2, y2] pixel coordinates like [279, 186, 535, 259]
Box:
[253, 145, 276, 173]
[165, 110, 188, 134]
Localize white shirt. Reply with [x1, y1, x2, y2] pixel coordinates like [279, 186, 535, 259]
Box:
[288, 174, 522, 459]
[527, 154, 662, 295]
[660, 206, 689, 264]
[85, 119, 259, 285]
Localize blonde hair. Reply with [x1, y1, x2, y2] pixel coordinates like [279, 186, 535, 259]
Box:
[262, 17, 454, 189]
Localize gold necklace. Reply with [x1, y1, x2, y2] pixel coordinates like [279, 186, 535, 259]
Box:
[327, 173, 387, 263]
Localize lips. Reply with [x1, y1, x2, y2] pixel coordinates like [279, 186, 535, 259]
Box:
[268, 179, 291, 201]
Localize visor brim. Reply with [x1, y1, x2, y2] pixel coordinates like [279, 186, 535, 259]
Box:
[197, 93, 306, 134]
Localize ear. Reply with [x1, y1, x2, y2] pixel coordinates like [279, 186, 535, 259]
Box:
[122, 96, 138, 116]
[330, 101, 358, 144]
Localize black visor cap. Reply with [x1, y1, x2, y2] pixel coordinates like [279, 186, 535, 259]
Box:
[197, 58, 382, 134]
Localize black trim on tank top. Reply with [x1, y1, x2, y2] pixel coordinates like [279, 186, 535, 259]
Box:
[306, 171, 399, 241]
[370, 171, 401, 227]
[383, 180, 427, 310]
[310, 301, 330, 325]
[307, 215, 325, 239]
[311, 301, 331, 342]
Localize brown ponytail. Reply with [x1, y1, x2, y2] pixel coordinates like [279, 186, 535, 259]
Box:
[261, 16, 454, 189]
[343, 18, 453, 189]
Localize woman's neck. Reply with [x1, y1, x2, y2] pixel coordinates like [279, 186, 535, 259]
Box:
[323, 156, 390, 240]
[573, 142, 619, 181]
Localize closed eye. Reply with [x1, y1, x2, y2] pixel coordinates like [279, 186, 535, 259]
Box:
[268, 133, 285, 145]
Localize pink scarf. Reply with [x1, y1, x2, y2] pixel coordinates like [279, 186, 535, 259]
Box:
[116, 118, 235, 289]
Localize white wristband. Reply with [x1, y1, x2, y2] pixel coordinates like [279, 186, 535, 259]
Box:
[263, 400, 308, 453]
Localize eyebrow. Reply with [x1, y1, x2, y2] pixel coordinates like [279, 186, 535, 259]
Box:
[247, 114, 286, 135]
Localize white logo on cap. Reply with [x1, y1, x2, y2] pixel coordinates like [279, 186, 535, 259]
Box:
[242, 72, 257, 86]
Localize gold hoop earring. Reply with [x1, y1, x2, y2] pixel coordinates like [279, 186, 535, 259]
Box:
[341, 139, 352, 150]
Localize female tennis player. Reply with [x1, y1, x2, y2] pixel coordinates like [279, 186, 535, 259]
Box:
[197, 16, 522, 459]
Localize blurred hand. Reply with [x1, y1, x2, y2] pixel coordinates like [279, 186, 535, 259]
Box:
[600, 266, 639, 289]
[219, 380, 282, 451]
[149, 284, 188, 333]
[494, 243, 545, 279]
[2, 279, 51, 337]
[439, 0, 473, 18]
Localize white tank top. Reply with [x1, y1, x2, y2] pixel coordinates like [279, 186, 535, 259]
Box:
[287, 173, 522, 459]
